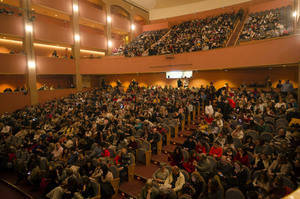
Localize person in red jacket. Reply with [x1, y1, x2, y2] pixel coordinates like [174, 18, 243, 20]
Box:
[209, 142, 223, 158]
[234, 147, 250, 167]
[195, 140, 207, 154]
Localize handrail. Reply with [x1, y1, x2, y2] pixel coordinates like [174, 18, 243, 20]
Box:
[0, 178, 33, 199]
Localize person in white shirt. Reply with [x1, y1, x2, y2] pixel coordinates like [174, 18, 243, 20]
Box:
[205, 101, 214, 117]
[231, 125, 244, 140]
[164, 166, 185, 192]
[52, 143, 63, 159]
[275, 98, 286, 109]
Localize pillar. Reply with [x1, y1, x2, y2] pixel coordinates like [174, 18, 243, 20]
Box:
[129, 14, 135, 42]
[72, 0, 82, 90]
[22, 0, 38, 105]
[105, 4, 112, 56]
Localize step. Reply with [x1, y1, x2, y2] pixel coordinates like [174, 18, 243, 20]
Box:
[170, 136, 186, 145]
[134, 163, 160, 180]
[178, 130, 193, 138]
[162, 144, 177, 154]
[119, 179, 145, 199]
[151, 153, 169, 165]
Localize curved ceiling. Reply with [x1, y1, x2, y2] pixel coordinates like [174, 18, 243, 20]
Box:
[126, 0, 251, 20]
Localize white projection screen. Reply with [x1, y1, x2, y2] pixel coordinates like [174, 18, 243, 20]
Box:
[166, 71, 193, 79]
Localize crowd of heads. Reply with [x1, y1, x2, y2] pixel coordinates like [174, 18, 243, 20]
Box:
[123, 11, 241, 57]
[146, 12, 238, 56]
[239, 6, 292, 42]
[0, 79, 299, 199]
[124, 29, 168, 57]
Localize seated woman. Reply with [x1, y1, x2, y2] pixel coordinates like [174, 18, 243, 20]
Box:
[152, 163, 169, 185]
[183, 150, 199, 173]
[209, 141, 223, 158]
[168, 146, 184, 168]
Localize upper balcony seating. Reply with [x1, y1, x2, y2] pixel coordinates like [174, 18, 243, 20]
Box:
[123, 29, 168, 57]
[123, 11, 240, 57]
[239, 6, 293, 42]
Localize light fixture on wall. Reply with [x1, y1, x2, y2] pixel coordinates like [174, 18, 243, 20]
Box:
[131, 24, 135, 31]
[74, 34, 80, 42]
[25, 23, 33, 33]
[73, 4, 79, 12]
[108, 40, 112, 48]
[107, 16, 112, 23]
[28, 60, 36, 69]
[292, 11, 297, 17]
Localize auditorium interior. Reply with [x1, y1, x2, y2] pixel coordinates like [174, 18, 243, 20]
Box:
[0, 0, 300, 198]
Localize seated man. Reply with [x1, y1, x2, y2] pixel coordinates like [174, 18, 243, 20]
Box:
[139, 179, 159, 199]
[152, 163, 169, 184]
[164, 166, 185, 192]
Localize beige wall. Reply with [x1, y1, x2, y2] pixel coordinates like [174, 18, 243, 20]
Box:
[150, 0, 251, 20]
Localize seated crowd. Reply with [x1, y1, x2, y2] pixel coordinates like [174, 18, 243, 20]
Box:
[124, 29, 168, 57]
[123, 11, 241, 57]
[146, 12, 238, 56]
[0, 79, 299, 199]
[140, 81, 299, 199]
[239, 6, 292, 42]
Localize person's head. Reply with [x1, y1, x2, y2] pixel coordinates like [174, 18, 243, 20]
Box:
[160, 163, 167, 172]
[101, 164, 109, 176]
[246, 191, 259, 199]
[172, 166, 179, 175]
[272, 176, 283, 188]
[121, 147, 127, 154]
[145, 179, 153, 190]
[278, 128, 286, 136]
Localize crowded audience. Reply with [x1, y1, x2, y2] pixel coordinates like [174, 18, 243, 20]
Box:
[0, 79, 299, 199]
[239, 6, 293, 42]
[124, 29, 168, 57]
[146, 12, 238, 56]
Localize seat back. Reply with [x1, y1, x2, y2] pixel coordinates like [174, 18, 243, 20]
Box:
[225, 188, 245, 199]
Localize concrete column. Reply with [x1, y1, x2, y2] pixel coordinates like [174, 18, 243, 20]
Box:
[72, 0, 82, 90]
[22, 0, 38, 105]
[105, 4, 112, 56]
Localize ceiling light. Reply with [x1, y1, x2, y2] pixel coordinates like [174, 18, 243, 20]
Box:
[25, 24, 33, 33]
[73, 4, 79, 12]
[108, 40, 112, 47]
[28, 60, 36, 69]
[292, 11, 297, 17]
[74, 34, 80, 42]
[131, 24, 135, 30]
[80, 49, 105, 55]
[107, 16, 112, 23]
[0, 38, 23, 44]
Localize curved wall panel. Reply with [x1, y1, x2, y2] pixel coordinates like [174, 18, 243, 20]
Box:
[79, 25, 106, 49]
[79, 0, 106, 23]
[0, 54, 26, 74]
[34, 14, 73, 44]
[0, 15, 24, 37]
[32, 0, 72, 14]
[112, 15, 130, 32]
